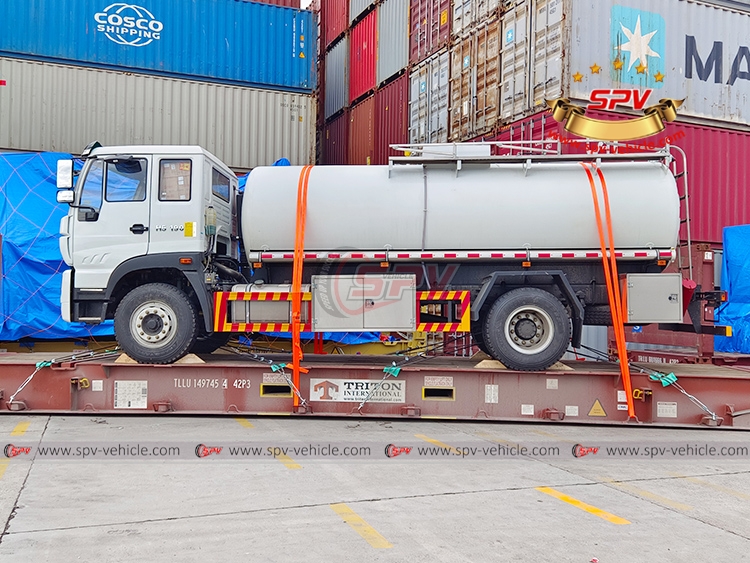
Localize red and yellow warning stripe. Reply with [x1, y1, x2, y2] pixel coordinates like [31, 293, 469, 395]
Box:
[416, 290, 470, 332]
[213, 291, 312, 333]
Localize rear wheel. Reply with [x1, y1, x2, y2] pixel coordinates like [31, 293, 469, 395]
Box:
[482, 287, 571, 371]
[470, 320, 491, 355]
[114, 283, 198, 364]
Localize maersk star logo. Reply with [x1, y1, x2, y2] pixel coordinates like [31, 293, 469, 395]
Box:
[611, 6, 665, 89]
[620, 16, 660, 72]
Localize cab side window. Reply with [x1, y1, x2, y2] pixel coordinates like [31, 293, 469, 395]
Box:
[105, 159, 148, 202]
[159, 160, 192, 201]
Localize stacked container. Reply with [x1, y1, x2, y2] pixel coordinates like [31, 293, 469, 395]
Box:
[321, 0, 410, 163]
[0, 0, 317, 170]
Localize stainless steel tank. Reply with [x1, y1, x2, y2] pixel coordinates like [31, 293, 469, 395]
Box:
[241, 161, 679, 253]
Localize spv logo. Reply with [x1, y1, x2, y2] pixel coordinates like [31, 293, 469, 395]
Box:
[94, 3, 164, 47]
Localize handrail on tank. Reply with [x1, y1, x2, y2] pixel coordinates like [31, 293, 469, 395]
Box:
[388, 140, 673, 168]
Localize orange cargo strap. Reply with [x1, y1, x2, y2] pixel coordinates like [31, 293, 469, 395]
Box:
[292, 165, 314, 407]
[581, 162, 636, 419]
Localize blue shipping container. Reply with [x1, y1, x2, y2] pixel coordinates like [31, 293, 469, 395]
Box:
[0, 0, 316, 92]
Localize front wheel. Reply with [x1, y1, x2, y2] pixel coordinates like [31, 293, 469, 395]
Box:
[114, 283, 198, 364]
[482, 287, 571, 371]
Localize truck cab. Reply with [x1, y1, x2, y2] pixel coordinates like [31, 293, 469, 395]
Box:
[56, 142, 239, 362]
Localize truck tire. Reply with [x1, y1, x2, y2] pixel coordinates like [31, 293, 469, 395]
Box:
[482, 288, 571, 371]
[583, 306, 612, 326]
[191, 332, 232, 354]
[470, 320, 491, 355]
[114, 283, 198, 364]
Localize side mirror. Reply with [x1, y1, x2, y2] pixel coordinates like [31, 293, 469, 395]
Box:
[56, 190, 75, 204]
[56, 159, 74, 189]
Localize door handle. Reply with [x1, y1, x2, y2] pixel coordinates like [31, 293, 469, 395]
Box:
[130, 224, 149, 234]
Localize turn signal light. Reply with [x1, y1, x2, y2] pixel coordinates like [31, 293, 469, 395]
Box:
[522, 261, 531, 268]
[657, 259, 667, 266]
[179, 257, 192, 265]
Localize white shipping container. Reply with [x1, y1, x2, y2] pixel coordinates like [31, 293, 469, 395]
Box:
[501, 0, 750, 125]
[452, 0, 499, 36]
[409, 50, 450, 143]
[0, 57, 315, 171]
[325, 37, 350, 119]
[377, 0, 409, 85]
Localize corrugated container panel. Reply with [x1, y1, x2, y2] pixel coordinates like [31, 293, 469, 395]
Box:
[350, 11, 377, 102]
[350, 0, 376, 22]
[449, 19, 500, 140]
[0, 0, 316, 92]
[374, 74, 409, 164]
[499, 1, 530, 120]
[323, 110, 349, 164]
[409, 0, 451, 64]
[492, 110, 750, 244]
[348, 95, 376, 164]
[409, 50, 450, 143]
[325, 37, 349, 119]
[0, 57, 315, 171]
[501, 0, 750, 125]
[376, 0, 409, 85]
[563, 326, 609, 361]
[452, 0, 499, 37]
[254, 0, 302, 8]
[323, 0, 349, 47]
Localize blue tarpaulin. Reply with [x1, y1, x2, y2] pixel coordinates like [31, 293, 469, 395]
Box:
[716, 225, 750, 353]
[0, 152, 114, 340]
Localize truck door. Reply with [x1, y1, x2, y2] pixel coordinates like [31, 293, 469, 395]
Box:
[71, 156, 152, 289]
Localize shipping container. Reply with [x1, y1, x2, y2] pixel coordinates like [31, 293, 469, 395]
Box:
[500, 0, 750, 125]
[492, 110, 750, 243]
[323, 110, 349, 164]
[377, 0, 409, 85]
[409, 50, 450, 143]
[374, 74, 409, 163]
[254, 0, 302, 8]
[350, 0, 377, 22]
[0, 0, 316, 93]
[325, 37, 349, 119]
[452, 0, 499, 36]
[409, 0, 451, 64]
[449, 19, 500, 140]
[350, 11, 378, 102]
[0, 57, 315, 171]
[348, 95, 376, 164]
[323, 0, 349, 47]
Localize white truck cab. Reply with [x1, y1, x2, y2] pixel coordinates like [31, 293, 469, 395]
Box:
[56, 142, 240, 362]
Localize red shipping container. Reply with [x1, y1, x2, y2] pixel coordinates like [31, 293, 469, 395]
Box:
[492, 111, 750, 244]
[323, 111, 349, 164]
[349, 11, 377, 103]
[348, 95, 376, 164]
[374, 75, 408, 164]
[409, 0, 450, 64]
[322, 0, 348, 48]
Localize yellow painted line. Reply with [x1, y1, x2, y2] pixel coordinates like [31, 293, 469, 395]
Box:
[536, 487, 631, 525]
[414, 434, 462, 455]
[234, 418, 255, 428]
[671, 473, 750, 501]
[602, 478, 693, 511]
[10, 421, 30, 436]
[276, 454, 301, 470]
[473, 431, 520, 448]
[330, 503, 393, 548]
[0, 460, 8, 480]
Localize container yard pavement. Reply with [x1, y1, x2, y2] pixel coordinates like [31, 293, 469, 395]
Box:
[0, 417, 748, 562]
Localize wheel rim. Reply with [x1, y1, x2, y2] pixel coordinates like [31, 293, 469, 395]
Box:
[130, 301, 178, 348]
[503, 304, 555, 355]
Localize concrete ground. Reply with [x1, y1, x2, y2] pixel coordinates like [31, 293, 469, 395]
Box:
[0, 415, 748, 562]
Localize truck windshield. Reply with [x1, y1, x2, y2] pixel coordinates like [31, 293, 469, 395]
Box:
[78, 160, 104, 221]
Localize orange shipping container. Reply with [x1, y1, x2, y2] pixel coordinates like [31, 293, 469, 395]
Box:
[348, 95, 376, 164]
[449, 19, 500, 140]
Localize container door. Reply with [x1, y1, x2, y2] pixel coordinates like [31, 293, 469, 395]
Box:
[71, 156, 151, 289]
